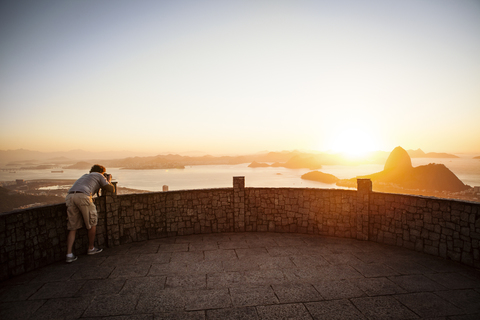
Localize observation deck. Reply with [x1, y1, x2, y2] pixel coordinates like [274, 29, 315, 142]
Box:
[1, 177, 480, 318]
[1, 232, 480, 319]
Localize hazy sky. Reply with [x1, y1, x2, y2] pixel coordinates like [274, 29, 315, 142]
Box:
[1, 0, 479, 155]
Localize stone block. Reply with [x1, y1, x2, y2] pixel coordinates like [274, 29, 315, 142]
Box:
[460, 227, 470, 237]
[461, 211, 470, 222]
[428, 232, 440, 241]
[471, 231, 480, 240]
[445, 222, 456, 230]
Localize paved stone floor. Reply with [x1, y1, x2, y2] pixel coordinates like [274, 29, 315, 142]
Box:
[1, 232, 480, 319]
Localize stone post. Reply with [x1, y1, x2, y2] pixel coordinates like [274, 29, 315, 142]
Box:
[101, 182, 119, 247]
[233, 176, 245, 232]
[356, 179, 372, 241]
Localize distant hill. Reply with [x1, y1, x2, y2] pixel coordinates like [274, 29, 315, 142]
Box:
[283, 155, 322, 169]
[248, 155, 322, 170]
[405, 164, 467, 192]
[254, 150, 302, 163]
[1, 148, 464, 170]
[47, 156, 75, 164]
[0, 149, 157, 165]
[0, 148, 381, 168]
[63, 161, 93, 170]
[407, 149, 458, 158]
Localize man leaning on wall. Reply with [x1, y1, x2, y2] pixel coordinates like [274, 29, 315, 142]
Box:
[65, 164, 115, 263]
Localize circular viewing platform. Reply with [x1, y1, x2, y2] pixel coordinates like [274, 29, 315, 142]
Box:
[1, 232, 479, 319]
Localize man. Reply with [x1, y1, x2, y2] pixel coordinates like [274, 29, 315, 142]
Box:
[65, 164, 115, 263]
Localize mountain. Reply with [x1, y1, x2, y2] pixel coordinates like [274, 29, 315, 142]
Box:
[385, 146, 412, 172]
[348, 146, 469, 193]
[63, 161, 93, 170]
[406, 164, 468, 192]
[407, 149, 458, 158]
[0, 149, 157, 165]
[0, 148, 464, 170]
[423, 152, 459, 158]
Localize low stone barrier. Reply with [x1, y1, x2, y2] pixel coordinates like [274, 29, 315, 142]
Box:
[1, 177, 479, 281]
[368, 192, 480, 265]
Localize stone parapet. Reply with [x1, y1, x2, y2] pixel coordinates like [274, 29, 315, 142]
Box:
[1, 178, 479, 281]
[244, 188, 357, 237]
[0, 201, 105, 279]
[368, 192, 480, 266]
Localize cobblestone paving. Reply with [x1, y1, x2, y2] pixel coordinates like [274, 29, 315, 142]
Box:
[1, 232, 480, 319]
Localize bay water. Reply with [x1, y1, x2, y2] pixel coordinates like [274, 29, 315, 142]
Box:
[1, 156, 478, 191]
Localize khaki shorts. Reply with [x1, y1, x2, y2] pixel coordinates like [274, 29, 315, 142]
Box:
[66, 193, 98, 230]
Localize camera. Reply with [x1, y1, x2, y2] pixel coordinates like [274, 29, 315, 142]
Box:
[103, 173, 112, 180]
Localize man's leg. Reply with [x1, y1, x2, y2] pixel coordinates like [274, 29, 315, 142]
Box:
[78, 194, 100, 252]
[66, 193, 81, 256]
[67, 229, 76, 254]
[88, 225, 96, 251]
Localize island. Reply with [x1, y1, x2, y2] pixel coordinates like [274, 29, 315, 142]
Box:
[248, 161, 271, 168]
[301, 171, 339, 184]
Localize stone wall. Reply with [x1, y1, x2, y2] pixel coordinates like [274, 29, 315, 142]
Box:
[1, 177, 479, 281]
[244, 188, 357, 236]
[0, 202, 104, 280]
[368, 193, 480, 266]
[109, 188, 235, 245]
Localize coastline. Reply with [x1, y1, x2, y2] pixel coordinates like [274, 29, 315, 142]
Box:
[0, 179, 151, 213]
[1, 156, 479, 212]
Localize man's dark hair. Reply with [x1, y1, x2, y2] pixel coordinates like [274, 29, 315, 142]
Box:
[90, 164, 106, 174]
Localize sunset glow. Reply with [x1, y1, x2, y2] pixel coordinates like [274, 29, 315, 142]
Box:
[326, 128, 379, 159]
[1, 0, 479, 155]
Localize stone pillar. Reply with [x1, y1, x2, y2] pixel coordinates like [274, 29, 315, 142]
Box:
[356, 179, 372, 240]
[233, 176, 245, 232]
[101, 183, 119, 247]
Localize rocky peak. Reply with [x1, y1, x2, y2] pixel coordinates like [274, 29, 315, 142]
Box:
[384, 146, 413, 172]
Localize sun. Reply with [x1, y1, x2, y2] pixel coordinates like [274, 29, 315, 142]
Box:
[327, 128, 378, 159]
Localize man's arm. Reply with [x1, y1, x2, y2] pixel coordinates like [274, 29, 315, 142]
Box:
[101, 183, 115, 193]
[99, 173, 115, 194]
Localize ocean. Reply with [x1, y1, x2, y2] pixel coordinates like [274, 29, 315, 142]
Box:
[1, 156, 479, 191]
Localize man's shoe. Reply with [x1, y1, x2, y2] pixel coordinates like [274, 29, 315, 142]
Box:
[88, 247, 103, 255]
[66, 254, 78, 263]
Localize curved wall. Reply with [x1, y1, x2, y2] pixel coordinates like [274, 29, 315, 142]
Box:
[1, 177, 479, 281]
